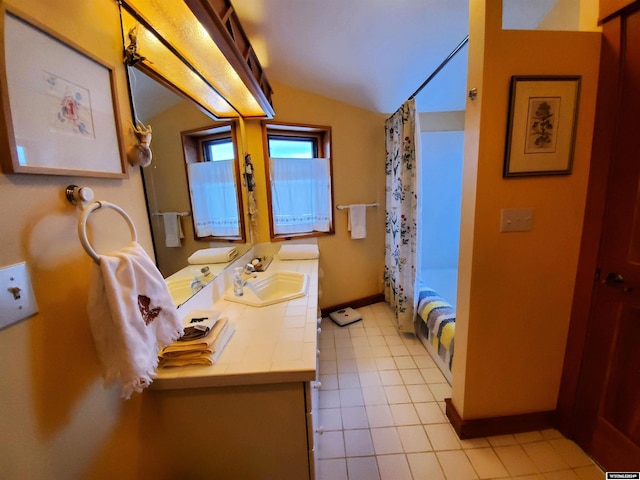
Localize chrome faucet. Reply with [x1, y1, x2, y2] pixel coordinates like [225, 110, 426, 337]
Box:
[241, 263, 257, 282]
[233, 264, 257, 296]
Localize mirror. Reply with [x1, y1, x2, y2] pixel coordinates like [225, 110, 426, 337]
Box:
[181, 123, 246, 242]
[127, 67, 250, 304]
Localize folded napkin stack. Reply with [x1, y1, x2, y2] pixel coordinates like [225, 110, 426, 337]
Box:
[187, 247, 238, 265]
[278, 244, 320, 260]
[158, 309, 235, 367]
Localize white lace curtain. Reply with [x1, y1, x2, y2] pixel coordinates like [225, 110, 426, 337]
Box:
[188, 160, 240, 237]
[384, 99, 420, 332]
[269, 157, 331, 234]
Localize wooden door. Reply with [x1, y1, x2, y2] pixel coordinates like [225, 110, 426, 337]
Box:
[571, 3, 640, 470]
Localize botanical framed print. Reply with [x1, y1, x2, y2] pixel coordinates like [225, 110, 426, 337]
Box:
[0, 10, 127, 178]
[503, 75, 581, 177]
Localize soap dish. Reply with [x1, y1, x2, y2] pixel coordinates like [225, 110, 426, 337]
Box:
[253, 256, 273, 272]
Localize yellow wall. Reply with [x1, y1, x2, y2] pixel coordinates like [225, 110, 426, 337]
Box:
[0, 2, 386, 476]
[0, 0, 149, 478]
[142, 80, 387, 306]
[0, 1, 603, 477]
[247, 82, 388, 309]
[452, 0, 601, 418]
[145, 83, 387, 305]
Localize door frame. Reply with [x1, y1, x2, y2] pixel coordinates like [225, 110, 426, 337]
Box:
[556, 0, 640, 450]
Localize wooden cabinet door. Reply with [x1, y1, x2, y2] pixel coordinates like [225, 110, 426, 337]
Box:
[572, 3, 640, 470]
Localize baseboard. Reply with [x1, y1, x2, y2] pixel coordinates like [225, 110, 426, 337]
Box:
[445, 398, 556, 439]
[320, 294, 385, 317]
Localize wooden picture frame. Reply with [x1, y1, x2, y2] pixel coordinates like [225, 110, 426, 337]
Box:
[504, 75, 581, 178]
[0, 9, 127, 178]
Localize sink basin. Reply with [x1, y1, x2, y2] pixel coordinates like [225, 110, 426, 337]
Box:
[166, 277, 197, 307]
[164, 264, 225, 307]
[224, 271, 308, 307]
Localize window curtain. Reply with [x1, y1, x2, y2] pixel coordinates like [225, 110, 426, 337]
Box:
[384, 99, 420, 332]
[187, 161, 239, 237]
[269, 157, 331, 234]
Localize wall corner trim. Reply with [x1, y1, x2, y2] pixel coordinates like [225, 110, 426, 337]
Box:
[445, 398, 556, 439]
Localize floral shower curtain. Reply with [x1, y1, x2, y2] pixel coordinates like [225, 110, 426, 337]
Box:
[384, 99, 420, 332]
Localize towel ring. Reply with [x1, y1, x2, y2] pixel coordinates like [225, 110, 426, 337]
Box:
[78, 201, 138, 264]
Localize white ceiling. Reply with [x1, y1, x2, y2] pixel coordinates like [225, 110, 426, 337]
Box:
[232, 0, 470, 114]
[130, 2, 571, 119]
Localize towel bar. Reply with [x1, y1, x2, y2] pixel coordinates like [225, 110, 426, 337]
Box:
[78, 201, 138, 264]
[152, 211, 191, 216]
[336, 203, 378, 210]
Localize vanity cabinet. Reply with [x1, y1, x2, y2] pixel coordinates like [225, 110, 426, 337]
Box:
[140, 381, 314, 479]
[305, 318, 323, 479]
[141, 257, 320, 479]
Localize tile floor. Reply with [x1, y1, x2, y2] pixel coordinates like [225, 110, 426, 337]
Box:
[315, 302, 605, 480]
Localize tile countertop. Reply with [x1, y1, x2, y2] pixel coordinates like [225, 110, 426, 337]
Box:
[151, 256, 320, 390]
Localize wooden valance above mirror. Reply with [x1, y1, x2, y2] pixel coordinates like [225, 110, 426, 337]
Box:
[119, 0, 274, 120]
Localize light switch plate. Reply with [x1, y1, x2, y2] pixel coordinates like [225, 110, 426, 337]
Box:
[0, 262, 39, 330]
[500, 208, 533, 233]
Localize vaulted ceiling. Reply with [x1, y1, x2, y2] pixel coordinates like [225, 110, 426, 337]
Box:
[132, 2, 574, 119]
[232, 0, 470, 114]
[232, 0, 583, 115]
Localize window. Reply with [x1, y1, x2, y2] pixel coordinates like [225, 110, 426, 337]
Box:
[268, 135, 317, 158]
[263, 122, 334, 239]
[202, 137, 235, 162]
[182, 124, 245, 241]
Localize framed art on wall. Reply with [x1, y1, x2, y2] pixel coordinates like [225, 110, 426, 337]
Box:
[503, 75, 581, 178]
[0, 10, 127, 178]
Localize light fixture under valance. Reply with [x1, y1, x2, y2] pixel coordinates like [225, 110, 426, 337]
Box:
[119, 0, 274, 119]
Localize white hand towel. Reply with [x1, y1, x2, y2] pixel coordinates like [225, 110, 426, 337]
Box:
[162, 213, 183, 248]
[348, 204, 367, 239]
[188, 247, 238, 264]
[87, 241, 182, 399]
[278, 244, 320, 260]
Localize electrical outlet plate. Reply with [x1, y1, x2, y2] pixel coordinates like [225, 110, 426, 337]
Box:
[0, 262, 39, 330]
[500, 208, 533, 233]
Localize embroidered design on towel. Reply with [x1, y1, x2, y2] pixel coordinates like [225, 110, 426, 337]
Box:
[138, 295, 162, 325]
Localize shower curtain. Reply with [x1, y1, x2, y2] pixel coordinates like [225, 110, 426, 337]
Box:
[384, 99, 420, 332]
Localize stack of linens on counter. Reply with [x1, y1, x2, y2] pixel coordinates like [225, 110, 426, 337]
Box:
[278, 244, 319, 260]
[187, 247, 238, 264]
[158, 309, 235, 368]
